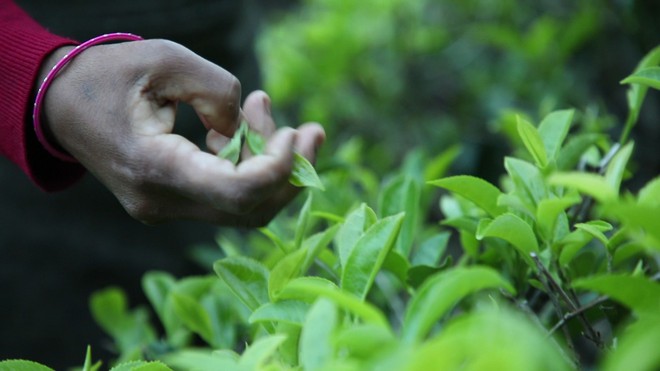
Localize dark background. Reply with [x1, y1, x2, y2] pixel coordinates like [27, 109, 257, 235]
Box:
[1, 0, 289, 368]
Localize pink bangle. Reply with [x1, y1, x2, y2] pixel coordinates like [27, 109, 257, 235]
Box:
[32, 32, 144, 163]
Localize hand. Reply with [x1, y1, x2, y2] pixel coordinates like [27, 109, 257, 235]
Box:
[39, 39, 325, 226]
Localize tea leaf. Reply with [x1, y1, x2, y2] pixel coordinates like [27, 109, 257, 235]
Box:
[269, 248, 307, 300]
[411, 232, 450, 266]
[621, 66, 660, 90]
[290, 152, 325, 190]
[333, 324, 396, 360]
[382, 249, 410, 284]
[170, 292, 213, 344]
[556, 133, 603, 170]
[279, 277, 389, 327]
[161, 349, 239, 371]
[239, 334, 287, 370]
[295, 192, 313, 250]
[336, 203, 378, 268]
[603, 201, 660, 250]
[504, 157, 548, 207]
[378, 175, 420, 256]
[476, 213, 539, 268]
[341, 213, 405, 300]
[429, 175, 506, 217]
[0, 360, 55, 371]
[557, 229, 594, 266]
[402, 266, 516, 343]
[575, 220, 613, 247]
[620, 46, 660, 143]
[603, 315, 660, 371]
[548, 172, 617, 203]
[214, 256, 270, 312]
[537, 109, 574, 162]
[110, 361, 172, 371]
[638, 176, 660, 207]
[217, 121, 247, 164]
[299, 299, 337, 370]
[604, 142, 634, 193]
[142, 271, 178, 339]
[249, 300, 310, 326]
[245, 126, 267, 155]
[424, 145, 461, 181]
[536, 195, 581, 242]
[573, 274, 660, 317]
[517, 116, 548, 168]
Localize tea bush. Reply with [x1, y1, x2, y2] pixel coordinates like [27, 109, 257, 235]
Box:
[2, 45, 659, 371]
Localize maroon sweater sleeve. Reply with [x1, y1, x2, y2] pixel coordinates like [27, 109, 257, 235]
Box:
[0, 0, 85, 191]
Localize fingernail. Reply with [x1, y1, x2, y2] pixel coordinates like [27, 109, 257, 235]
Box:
[263, 96, 272, 115]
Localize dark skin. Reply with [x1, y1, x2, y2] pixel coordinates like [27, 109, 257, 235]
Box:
[37, 39, 325, 226]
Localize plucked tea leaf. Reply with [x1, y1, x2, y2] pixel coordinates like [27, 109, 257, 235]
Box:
[548, 172, 617, 202]
[604, 142, 634, 193]
[290, 152, 325, 190]
[278, 277, 389, 327]
[249, 300, 310, 326]
[341, 213, 405, 300]
[245, 126, 266, 155]
[217, 121, 247, 164]
[299, 299, 337, 370]
[621, 66, 660, 90]
[402, 266, 515, 343]
[537, 109, 574, 162]
[476, 213, 539, 268]
[516, 116, 548, 168]
[429, 175, 506, 217]
[214, 256, 270, 312]
[0, 360, 54, 371]
[573, 275, 660, 317]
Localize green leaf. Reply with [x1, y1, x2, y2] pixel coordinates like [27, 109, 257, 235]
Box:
[619, 46, 660, 143]
[423, 145, 461, 181]
[574, 221, 613, 247]
[341, 213, 405, 300]
[336, 204, 377, 269]
[170, 292, 213, 344]
[110, 361, 172, 371]
[278, 277, 389, 327]
[378, 175, 420, 256]
[161, 349, 239, 371]
[295, 192, 313, 250]
[141, 272, 179, 341]
[638, 176, 660, 207]
[382, 249, 410, 284]
[556, 133, 603, 170]
[290, 152, 325, 190]
[299, 299, 337, 370]
[402, 266, 516, 343]
[476, 213, 539, 268]
[516, 116, 548, 168]
[217, 121, 247, 165]
[269, 248, 307, 300]
[0, 360, 55, 371]
[621, 66, 660, 90]
[411, 232, 450, 266]
[245, 125, 266, 155]
[214, 256, 270, 312]
[603, 315, 660, 371]
[81, 346, 102, 371]
[249, 300, 311, 326]
[333, 324, 396, 360]
[537, 109, 574, 162]
[504, 157, 548, 207]
[238, 334, 287, 370]
[301, 224, 340, 273]
[407, 307, 571, 371]
[604, 142, 634, 193]
[573, 275, 660, 317]
[536, 195, 581, 242]
[557, 229, 593, 266]
[548, 172, 617, 203]
[429, 175, 506, 217]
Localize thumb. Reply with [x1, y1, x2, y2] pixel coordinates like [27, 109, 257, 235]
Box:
[138, 40, 242, 136]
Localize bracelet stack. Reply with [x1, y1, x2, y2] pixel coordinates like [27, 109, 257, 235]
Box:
[32, 32, 144, 162]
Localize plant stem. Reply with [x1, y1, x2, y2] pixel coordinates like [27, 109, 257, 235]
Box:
[548, 295, 610, 337]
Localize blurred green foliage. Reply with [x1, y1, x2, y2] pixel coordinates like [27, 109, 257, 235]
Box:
[257, 0, 657, 177]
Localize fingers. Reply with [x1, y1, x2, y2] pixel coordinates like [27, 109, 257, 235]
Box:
[137, 40, 242, 136]
[242, 90, 276, 138]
